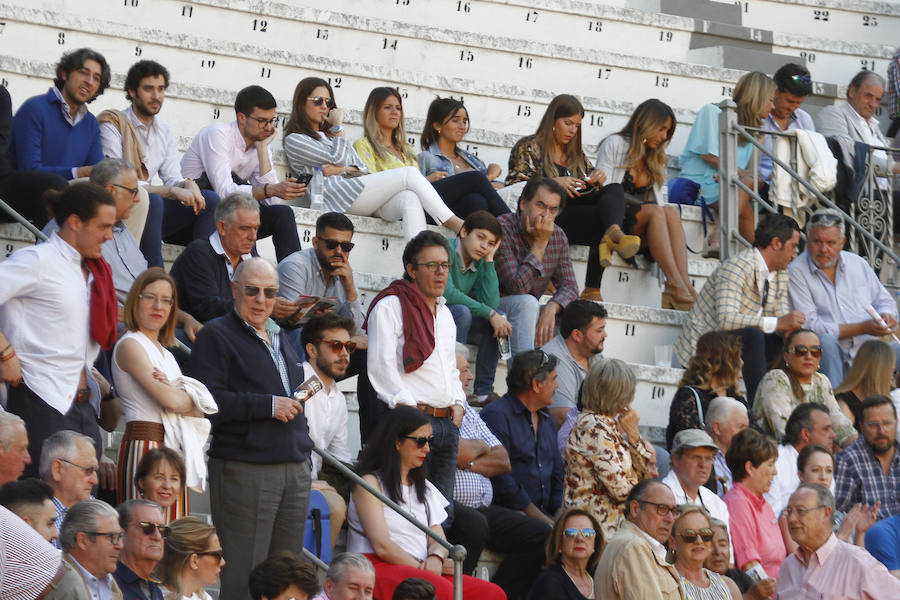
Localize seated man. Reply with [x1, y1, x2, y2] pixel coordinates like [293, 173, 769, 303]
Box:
[674, 213, 803, 403]
[248, 552, 321, 600]
[41, 431, 99, 546]
[705, 396, 750, 497]
[1, 504, 72, 600]
[0, 478, 59, 543]
[776, 484, 900, 598]
[789, 208, 899, 386]
[180, 84, 304, 262]
[492, 178, 578, 388]
[760, 63, 816, 187]
[661, 429, 730, 532]
[480, 350, 563, 529]
[865, 514, 900, 578]
[311, 552, 376, 600]
[113, 499, 165, 600]
[0, 411, 31, 486]
[100, 59, 218, 268]
[60, 499, 125, 599]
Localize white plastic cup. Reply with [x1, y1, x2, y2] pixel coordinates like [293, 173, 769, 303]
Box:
[654, 344, 673, 367]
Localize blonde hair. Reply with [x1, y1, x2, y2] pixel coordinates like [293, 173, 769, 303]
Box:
[612, 98, 676, 189]
[534, 95, 588, 178]
[733, 71, 775, 129]
[580, 358, 636, 415]
[156, 516, 218, 596]
[123, 267, 178, 347]
[360, 86, 416, 164]
[834, 340, 895, 398]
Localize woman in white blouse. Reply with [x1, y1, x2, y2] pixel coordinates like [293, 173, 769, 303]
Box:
[282, 77, 462, 240]
[157, 516, 224, 600]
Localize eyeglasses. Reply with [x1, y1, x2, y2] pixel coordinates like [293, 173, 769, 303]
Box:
[637, 500, 677, 517]
[138, 293, 175, 307]
[789, 345, 822, 358]
[416, 261, 451, 273]
[319, 339, 357, 354]
[783, 505, 825, 518]
[563, 527, 596, 539]
[247, 116, 278, 127]
[197, 549, 225, 561]
[86, 531, 125, 544]
[678, 528, 714, 543]
[111, 183, 140, 198]
[307, 96, 335, 108]
[401, 435, 435, 448]
[135, 521, 171, 537]
[59, 458, 99, 477]
[320, 238, 355, 253]
[862, 419, 897, 431]
[243, 285, 279, 299]
[790, 74, 812, 84]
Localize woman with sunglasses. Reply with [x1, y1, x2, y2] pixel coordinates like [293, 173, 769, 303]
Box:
[282, 79, 463, 241]
[834, 340, 897, 429]
[346, 406, 504, 600]
[670, 506, 742, 600]
[114, 268, 206, 521]
[704, 519, 775, 600]
[134, 448, 185, 524]
[563, 358, 652, 539]
[752, 329, 856, 447]
[156, 516, 224, 600]
[527, 507, 604, 600]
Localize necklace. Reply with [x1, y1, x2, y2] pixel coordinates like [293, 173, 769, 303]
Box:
[562, 562, 594, 599]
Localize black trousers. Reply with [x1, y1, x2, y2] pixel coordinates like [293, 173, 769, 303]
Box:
[258, 203, 301, 262]
[431, 170, 511, 218]
[555, 183, 626, 288]
[734, 327, 783, 407]
[0, 170, 69, 228]
[446, 502, 551, 600]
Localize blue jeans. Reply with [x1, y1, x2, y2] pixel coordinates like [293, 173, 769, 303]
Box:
[140, 190, 220, 267]
[476, 295, 541, 390]
[448, 304, 502, 396]
[425, 415, 459, 525]
[820, 333, 900, 388]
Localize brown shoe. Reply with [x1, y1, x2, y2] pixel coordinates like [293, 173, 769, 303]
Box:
[580, 287, 604, 301]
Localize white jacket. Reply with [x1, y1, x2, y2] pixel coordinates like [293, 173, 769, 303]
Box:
[161, 376, 218, 493]
[771, 129, 837, 209]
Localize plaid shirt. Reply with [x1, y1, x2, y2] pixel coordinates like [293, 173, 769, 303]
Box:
[454, 402, 502, 509]
[888, 47, 900, 121]
[494, 212, 578, 307]
[834, 437, 900, 519]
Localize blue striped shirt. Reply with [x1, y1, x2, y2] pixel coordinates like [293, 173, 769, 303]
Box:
[283, 132, 366, 212]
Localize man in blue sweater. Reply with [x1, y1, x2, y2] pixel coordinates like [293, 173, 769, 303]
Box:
[12, 48, 108, 180]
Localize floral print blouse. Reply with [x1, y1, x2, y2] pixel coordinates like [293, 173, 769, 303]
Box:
[505, 135, 594, 185]
[563, 411, 651, 539]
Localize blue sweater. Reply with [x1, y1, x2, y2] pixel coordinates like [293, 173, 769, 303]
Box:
[12, 88, 103, 179]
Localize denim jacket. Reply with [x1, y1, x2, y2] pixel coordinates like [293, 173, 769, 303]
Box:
[417, 142, 487, 177]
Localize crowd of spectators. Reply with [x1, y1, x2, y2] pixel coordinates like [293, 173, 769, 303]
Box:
[2, 45, 900, 600]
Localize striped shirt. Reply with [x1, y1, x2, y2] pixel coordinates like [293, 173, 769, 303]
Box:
[0, 506, 62, 600]
[283, 132, 366, 212]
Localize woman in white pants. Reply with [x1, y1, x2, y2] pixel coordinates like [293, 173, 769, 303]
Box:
[282, 77, 462, 239]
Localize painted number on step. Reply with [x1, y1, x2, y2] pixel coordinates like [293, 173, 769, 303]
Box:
[813, 9, 829, 21]
[861, 59, 876, 71]
[525, 10, 538, 22]
[317, 29, 329, 40]
[383, 38, 398, 50]
[518, 57, 533, 69]
[382, 239, 389, 252]
[652, 385, 665, 399]
[5, 243, 14, 258]
[598, 68, 612, 80]
[618, 272, 629, 283]
[624, 324, 636, 336]
[181, 5, 193, 17]
[659, 31, 673, 42]
[459, 49, 474, 62]
[252, 19, 268, 32]
[456, 1, 471, 13]
[587, 20, 602, 32]
[327, 77, 342, 88]
[862, 15, 878, 27]
[588, 114, 604, 127]
[800, 51, 815, 63]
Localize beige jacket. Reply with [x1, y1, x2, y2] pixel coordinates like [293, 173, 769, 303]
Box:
[593, 520, 685, 600]
[60, 554, 124, 600]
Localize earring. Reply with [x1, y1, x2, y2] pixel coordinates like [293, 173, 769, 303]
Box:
[642, 138, 647, 145]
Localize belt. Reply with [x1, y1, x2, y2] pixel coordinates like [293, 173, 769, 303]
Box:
[124, 421, 165, 443]
[416, 403, 451, 418]
[75, 388, 91, 403]
[35, 561, 67, 600]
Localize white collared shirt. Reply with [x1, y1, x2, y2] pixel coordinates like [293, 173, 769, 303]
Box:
[180, 120, 279, 203]
[661, 468, 732, 552]
[301, 361, 352, 478]
[0, 233, 100, 414]
[755, 249, 778, 334]
[208, 231, 252, 280]
[366, 294, 465, 408]
[50, 87, 89, 178]
[849, 105, 890, 188]
[68, 554, 115, 600]
[99, 105, 184, 186]
[637, 526, 669, 563]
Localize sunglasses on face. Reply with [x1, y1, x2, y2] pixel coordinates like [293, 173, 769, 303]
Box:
[789, 345, 823, 358]
[321, 238, 355, 252]
[402, 435, 435, 448]
[679, 528, 714, 543]
[319, 339, 357, 354]
[243, 285, 279, 299]
[563, 527, 596, 539]
[136, 521, 171, 537]
[197, 549, 225, 561]
[308, 96, 335, 108]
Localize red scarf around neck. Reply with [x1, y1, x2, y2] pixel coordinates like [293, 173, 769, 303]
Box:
[364, 279, 435, 373]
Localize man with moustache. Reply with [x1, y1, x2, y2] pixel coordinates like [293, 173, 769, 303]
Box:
[113, 500, 166, 600]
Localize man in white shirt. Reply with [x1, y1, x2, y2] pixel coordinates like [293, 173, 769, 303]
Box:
[366, 230, 465, 522]
[0, 182, 116, 478]
[181, 84, 306, 262]
[99, 60, 217, 269]
[310, 552, 375, 600]
[766, 402, 836, 515]
[661, 429, 731, 533]
[60, 499, 125, 600]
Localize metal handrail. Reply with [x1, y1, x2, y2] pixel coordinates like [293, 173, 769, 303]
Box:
[1, 197, 48, 241]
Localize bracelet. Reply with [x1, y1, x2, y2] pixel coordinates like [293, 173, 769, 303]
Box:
[263, 183, 269, 198]
[0, 343, 10, 355]
[0, 348, 15, 362]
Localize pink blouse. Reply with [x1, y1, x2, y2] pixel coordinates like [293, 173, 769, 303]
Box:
[723, 482, 786, 578]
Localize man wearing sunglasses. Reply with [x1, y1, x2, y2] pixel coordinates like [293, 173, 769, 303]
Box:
[789, 208, 900, 386]
[61, 499, 125, 600]
[191, 257, 313, 600]
[113, 499, 166, 600]
[181, 84, 304, 263]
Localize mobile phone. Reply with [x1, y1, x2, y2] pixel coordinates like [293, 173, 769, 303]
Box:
[295, 173, 313, 185]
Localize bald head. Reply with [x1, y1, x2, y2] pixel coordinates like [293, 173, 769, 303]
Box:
[231, 257, 279, 330]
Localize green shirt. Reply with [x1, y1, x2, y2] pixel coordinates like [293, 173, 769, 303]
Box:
[443, 236, 500, 319]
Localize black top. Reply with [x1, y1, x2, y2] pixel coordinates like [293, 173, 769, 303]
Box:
[725, 567, 754, 594]
[527, 563, 590, 600]
[834, 390, 861, 430]
[0, 86, 14, 178]
[170, 237, 256, 323]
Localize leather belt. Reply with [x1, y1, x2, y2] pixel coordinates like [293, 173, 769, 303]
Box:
[124, 421, 165, 443]
[416, 403, 451, 418]
[75, 388, 91, 403]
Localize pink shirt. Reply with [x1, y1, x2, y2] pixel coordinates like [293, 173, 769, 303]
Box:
[776, 533, 900, 599]
[723, 482, 786, 578]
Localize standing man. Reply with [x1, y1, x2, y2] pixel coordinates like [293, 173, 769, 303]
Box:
[310, 552, 376, 600]
[181, 84, 304, 262]
[675, 213, 803, 403]
[366, 231, 465, 521]
[191, 257, 313, 600]
[760, 63, 816, 187]
[114, 500, 166, 600]
[99, 60, 218, 268]
[0, 183, 117, 477]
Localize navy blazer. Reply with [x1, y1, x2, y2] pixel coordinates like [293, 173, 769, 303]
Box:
[190, 310, 313, 464]
[170, 238, 234, 323]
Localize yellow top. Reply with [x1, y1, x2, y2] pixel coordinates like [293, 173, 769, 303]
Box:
[353, 137, 417, 173]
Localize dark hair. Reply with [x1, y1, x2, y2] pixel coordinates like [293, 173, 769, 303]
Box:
[461, 210, 501, 240]
[420, 97, 467, 149]
[725, 428, 778, 482]
[355, 406, 430, 505]
[847, 70, 886, 97]
[860, 394, 898, 420]
[54, 48, 111, 101]
[0, 478, 54, 513]
[124, 60, 170, 101]
[235, 85, 276, 116]
[506, 349, 559, 394]
[796, 443, 833, 473]
[392, 578, 436, 600]
[545, 507, 605, 572]
[248, 552, 320, 600]
[518, 176, 567, 213]
[402, 230, 449, 282]
[773, 328, 819, 401]
[559, 299, 608, 339]
[753, 213, 801, 249]
[783, 402, 830, 446]
[301, 312, 355, 349]
[625, 479, 666, 520]
[117, 498, 161, 529]
[284, 77, 336, 139]
[49, 181, 116, 227]
[134, 447, 186, 495]
[315, 211, 354, 237]
[773, 63, 812, 97]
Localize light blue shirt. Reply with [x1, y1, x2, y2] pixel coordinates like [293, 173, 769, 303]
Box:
[69, 554, 116, 600]
[788, 249, 896, 358]
[759, 108, 816, 182]
[417, 142, 489, 178]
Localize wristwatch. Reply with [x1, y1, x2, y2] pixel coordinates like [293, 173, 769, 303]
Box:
[330, 124, 343, 134]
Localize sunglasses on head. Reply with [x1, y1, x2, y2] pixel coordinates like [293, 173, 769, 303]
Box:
[789, 344, 822, 358]
[402, 435, 435, 448]
[321, 238, 355, 252]
[136, 521, 170, 537]
[563, 527, 596, 539]
[319, 339, 357, 354]
[679, 528, 714, 543]
[790, 74, 812, 84]
[308, 96, 335, 108]
[243, 285, 278, 299]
